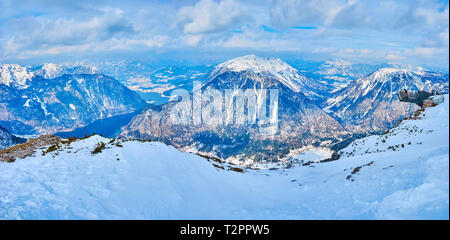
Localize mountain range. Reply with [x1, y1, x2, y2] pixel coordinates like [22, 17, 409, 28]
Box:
[121, 55, 448, 163]
[121, 55, 352, 162]
[1, 56, 448, 163]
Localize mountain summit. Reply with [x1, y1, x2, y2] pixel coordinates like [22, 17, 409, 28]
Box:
[206, 55, 328, 101]
[210, 55, 300, 85]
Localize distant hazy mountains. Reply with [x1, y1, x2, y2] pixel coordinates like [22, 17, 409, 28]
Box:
[122, 65, 214, 105]
[0, 64, 146, 135]
[312, 59, 392, 92]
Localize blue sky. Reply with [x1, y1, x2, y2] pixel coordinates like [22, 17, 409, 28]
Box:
[0, 0, 448, 69]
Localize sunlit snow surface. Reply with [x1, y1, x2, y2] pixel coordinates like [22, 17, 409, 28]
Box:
[291, 148, 333, 163]
[0, 96, 448, 219]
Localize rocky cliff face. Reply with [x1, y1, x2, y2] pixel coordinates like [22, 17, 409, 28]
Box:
[0, 126, 25, 150]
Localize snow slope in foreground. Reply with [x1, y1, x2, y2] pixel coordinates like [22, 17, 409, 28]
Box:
[0, 96, 448, 219]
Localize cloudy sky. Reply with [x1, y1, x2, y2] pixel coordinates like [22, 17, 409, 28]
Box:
[0, 0, 448, 69]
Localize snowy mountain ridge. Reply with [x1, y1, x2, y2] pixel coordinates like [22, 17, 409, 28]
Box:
[31, 63, 101, 79]
[369, 67, 432, 83]
[0, 63, 100, 89]
[207, 55, 304, 93]
[214, 55, 297, 76]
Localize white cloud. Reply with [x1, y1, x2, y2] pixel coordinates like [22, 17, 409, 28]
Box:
[414, 4, 449, 26]
[0, 6, 174, 59]
[176, 0, 252, 34]
[2, 8, 134, 55]
[0, 0, 448, 69]
[410, 47, 439, 56]
[98, 36, 169, 50]
[270, 0, 449, 31]
[270, 0, 346, 28]
[385, 54, 406, 61]
[183, 35, 204, 46]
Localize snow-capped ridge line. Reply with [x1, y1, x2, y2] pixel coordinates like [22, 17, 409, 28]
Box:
[0, 63, 102, 88]
[215, 55, 296, 74]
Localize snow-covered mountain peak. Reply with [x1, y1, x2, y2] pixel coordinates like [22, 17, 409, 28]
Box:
[352, 67, 438, 92]
[371, 68, 410, 79]
[216, 55, 294, 74]
[0, 64, 34, 88]
[0, 64, 35, 88]
[32, 63, 101, 79]
[325, 59, 352, 67]
[37, 63, 63, 79]
[0, 63, 105, 89]
[369, 67, 429, 82]
[207, 55, 318, 94]
[375, 67, 403, 74]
